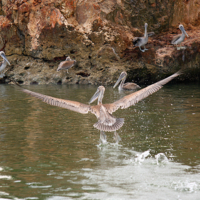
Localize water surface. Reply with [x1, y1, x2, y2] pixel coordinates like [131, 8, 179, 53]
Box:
[0, 83, 199, 199]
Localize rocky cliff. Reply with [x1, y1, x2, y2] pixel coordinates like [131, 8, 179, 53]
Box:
[0, 0, 200, 85]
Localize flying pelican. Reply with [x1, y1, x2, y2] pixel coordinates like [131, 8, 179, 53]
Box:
[171, 24, 189, 47]
[0, 51, 10, 78]
[14, 70, 181, 144]
[133, 23, 148, 52]
[113, 71, 141, 91]
[57, 56, 76, 73]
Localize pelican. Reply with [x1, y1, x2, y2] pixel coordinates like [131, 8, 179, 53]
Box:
[57, 56, 76, 73]
[14, 70, 181, 144]
[0, 51, 10, 78]
[133, 23, 148, 52]
[113, 71, 141, 91]
[171, 24, 189, 47]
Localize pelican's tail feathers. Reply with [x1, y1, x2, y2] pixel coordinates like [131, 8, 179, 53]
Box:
[94, 118, 124, 132]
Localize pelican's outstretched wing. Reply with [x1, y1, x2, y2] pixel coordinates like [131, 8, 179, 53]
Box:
[106, 70, 182, 113]
[21, 88, 91, 114]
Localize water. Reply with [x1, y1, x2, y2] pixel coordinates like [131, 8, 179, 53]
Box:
[0, 83, 200, 199]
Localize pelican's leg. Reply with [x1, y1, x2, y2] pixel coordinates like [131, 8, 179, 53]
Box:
[179, 44, 185, 49]
[143, 45, 148, 51]
[139, 46, 145, 52]
[113, 131, 121, 143]
[67, 69, 69, 73]
[0, 73, 5, 78]
[176, 44, 181, 50]
[100, 131, 107, 144]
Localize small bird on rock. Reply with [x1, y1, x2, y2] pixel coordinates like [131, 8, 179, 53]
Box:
[57, 56, 76, 73]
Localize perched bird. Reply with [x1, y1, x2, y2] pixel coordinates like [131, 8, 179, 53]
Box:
[57, 56, 76, 73]
[14, 70, 182, 144]
[113, 71, 140, 91]
[171, 24, 189, 47]
[133, 23, 148, 52]
[0, 51, 10, 78]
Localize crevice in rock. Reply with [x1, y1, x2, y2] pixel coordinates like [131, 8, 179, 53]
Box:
[57, 80, 62, 85]
[17, 80, 24, 84]
[9, 66, 14, 71]
[30, 81, 38, 85]
[24, 66, 30, 70]
[76, 72, 90, 77]
[16, 27, 26, 54]
[0, 78, 5, 84]
[19, 73, 25, 76]
[49, 64, 54, 69]
[0, 1, 4, 15]
[53, 56, 66, 61]
[70, 50, 76, 54]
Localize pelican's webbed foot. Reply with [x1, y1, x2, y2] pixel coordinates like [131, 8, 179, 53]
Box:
[143, 46, 148, 51]
[139, 46, 145, 52]
[100, 131, 107, 144]
[177, 46, 186, 50]
[139, 46, 148, 52]
[113, 132, 121, 144]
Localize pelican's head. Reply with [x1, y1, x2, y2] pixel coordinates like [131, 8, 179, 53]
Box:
[113, 71, 127, 88]
[145, 23, 148, 28]
[66, 56, 76, 65]
[179, 24, 189, 37]
[65, 56, 71, 61]
[89, 86, 105, 105]
[0, 51, 10, 65]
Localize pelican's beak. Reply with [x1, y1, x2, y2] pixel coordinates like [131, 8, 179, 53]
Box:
[1, 54, 10, 65]
[89, 88, 100, 104]
[180, 26, 189, 37]
[113, 73, 126, 88]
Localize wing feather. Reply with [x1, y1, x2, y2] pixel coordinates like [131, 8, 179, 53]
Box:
[22, 88, 91, 114]
[171, 34, 181, 44]
[106, 70, 182, 113]
[133, 37, 142, 46]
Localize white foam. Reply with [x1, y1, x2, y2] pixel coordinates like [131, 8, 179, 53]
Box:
[135, 150, 151, 163]
[155, 153, 169, 165]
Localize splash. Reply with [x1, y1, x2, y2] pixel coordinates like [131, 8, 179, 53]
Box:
[135, 150, 151, 163]
[155, 153, 169, 165]
[172, 180, 199, 193]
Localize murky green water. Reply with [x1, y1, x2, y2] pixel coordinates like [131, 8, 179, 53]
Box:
[0, 83, 200, 200]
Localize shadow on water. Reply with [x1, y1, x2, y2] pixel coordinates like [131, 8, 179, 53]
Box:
[0, 83, 199, 199]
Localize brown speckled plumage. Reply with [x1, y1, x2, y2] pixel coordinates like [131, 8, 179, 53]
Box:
[57, 56, 76, 73]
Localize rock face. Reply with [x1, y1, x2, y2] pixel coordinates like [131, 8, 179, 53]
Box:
[0, 0, 200, 85]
